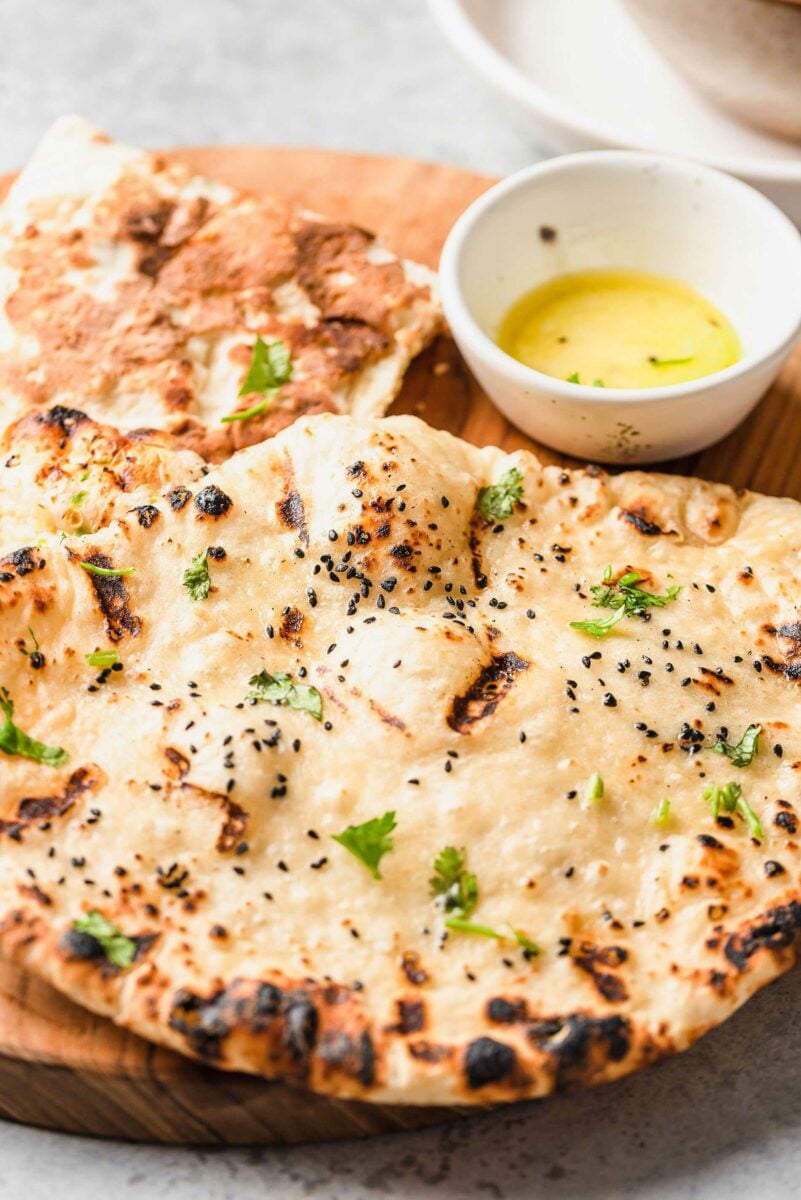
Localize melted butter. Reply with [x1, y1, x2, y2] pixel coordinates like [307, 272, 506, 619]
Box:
[498, 269, 740, 389]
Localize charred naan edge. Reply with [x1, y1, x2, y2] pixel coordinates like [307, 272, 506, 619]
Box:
[1, 414, 801, 1105]
[0, 766, 104, 840]
[0, 405, 206, 552]
[0, 117, 442, 461]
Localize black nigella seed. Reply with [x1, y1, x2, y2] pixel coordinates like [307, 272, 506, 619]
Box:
[603, 693, 617, 707]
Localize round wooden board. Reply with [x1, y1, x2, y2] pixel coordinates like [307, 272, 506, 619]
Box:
[0, 144, 799, 1145]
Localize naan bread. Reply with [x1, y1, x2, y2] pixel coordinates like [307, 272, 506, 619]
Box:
[0, 118, 441, 460]
[0, 405, 206, 553]
[1, 412, 800, 1105]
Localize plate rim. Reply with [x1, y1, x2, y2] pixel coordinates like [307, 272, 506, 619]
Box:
[428, 0, 801, 184]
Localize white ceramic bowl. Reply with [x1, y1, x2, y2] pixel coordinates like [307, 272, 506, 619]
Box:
[439, 151, 801, 464]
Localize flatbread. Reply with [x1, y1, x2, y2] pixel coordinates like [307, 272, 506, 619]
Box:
[0, 118, 441, 460]
[0, 405, 206, 553]
[1, 411, 800, 1105]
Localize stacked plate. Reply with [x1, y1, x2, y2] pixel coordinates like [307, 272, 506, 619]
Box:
[429, 0, 801, 224]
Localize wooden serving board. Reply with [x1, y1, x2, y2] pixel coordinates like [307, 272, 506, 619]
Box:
[1, 145, 799, 1145]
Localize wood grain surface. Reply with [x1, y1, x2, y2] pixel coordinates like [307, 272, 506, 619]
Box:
[0, 144, 798, 1144]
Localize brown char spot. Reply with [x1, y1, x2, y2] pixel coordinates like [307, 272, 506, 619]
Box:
[368, 698, 409, 735]
[408, 1041, 452, 1064]
[80, 551, 141, 642]
[572, 943, 629, 1003]
[1, 766, 102, 839]
[279, 606, 304, 647]
[400, 950, 428, 985]
[762, 622, 801, 679]
[448, 651, 529, 735]
[178, 782, 248, 853]
[388, 998, 425, 1034]
[277, 457, 308, 545]
[164, 747, 190, 780]
[621, 507, 676, 537]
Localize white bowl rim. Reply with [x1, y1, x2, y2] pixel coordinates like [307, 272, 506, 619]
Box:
[439, 148, 801, 406]
[428, 0, 801, 185]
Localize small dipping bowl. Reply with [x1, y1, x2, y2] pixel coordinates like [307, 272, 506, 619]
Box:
[439, 151, 801, 463]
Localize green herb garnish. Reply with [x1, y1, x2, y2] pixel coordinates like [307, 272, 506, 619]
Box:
[85, 649, 120, 669]
[183, 551, 211, 601]
[569, 607, 626, 639]
[736, 795, 765, 841]
[0, 687, 68, 767]
[509, 926, 542, 957]
[649, 356, 694, 368]
[584, 771, 604, 807]
[566, 372, 581, 384]
[444, 916, 541, 956]
[71, 491, 89, 508]
[704, 781, 764, 840]
[570, 566, 680, 637]
[651, 797, 670, 826]
[247, 669, 322, 720]
[430, 846, 478, 916]
[476, 467, 524, 522]
[79, 562, 136, 578]
[445, 915, 505, 939]
[72, 911, 137, 968]
[592, 379, 605, 388]
[332, 810, 396, 879]
[222, 337, 293, 423]
[18, 627, 40, 658]
[712, 723, 761, 768]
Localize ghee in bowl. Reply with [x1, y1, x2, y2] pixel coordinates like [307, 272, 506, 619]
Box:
[497, 269, 741, 389]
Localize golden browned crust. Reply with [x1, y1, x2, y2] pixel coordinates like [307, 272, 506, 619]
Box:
[1, 413, 800, 1105]
[0, 119, 442, 459]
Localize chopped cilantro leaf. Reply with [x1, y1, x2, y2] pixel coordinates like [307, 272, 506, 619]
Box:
[19, 627, 39, 658]
[247, 669, 322, 720]
[72, 911, 137, 968]
[736, 795, 765, 841]
[79, 562, 136, 577]
[592, 379, 605, 388]
[445, 915, 505, 939]
[713, 723, 761, 768]
[85, 649, 120, 669]
[222, 337, 293, 423]
[71, 491, 89, 508]
[183, 551, 211, 601]
[430, 845, 478, 916]
[566, 372, 581, 384]
[651, 797, 670, 826]
[584, 771, 604, 807]
[705, 780, 741, 819]
[0, 687, 68, 767]
[332, 810, 396, 879]
[704, 781, 763, 839]
[444, 916, 541, 955]
[508, 925, 542, 957]
[569, 606, 626, 638]
[221, 398, 271, 423]
[476, 467, 524, 522]
[570, 567, 680, 637]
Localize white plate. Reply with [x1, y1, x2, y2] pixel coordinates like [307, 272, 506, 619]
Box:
[429, 0, 801, 224]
